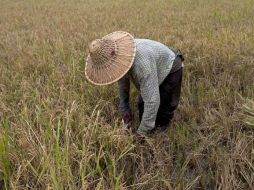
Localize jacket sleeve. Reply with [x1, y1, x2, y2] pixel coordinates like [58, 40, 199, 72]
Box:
[137, 71, 160, 136]
[118, 76, 131, 116]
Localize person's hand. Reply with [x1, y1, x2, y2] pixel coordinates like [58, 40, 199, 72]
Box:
[123, 112, 132, 129]
[133, 133, 146, 144]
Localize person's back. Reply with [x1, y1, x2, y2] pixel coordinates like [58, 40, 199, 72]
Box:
[129, 39, 176, 88]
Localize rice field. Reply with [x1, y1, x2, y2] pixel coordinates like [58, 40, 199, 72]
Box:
[0, 0, 254, 189]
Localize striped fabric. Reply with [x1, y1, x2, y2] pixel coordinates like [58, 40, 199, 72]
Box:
[118, 39, 181, 135]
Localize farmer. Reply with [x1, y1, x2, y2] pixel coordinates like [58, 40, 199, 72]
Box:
[85, 31, 184, 136]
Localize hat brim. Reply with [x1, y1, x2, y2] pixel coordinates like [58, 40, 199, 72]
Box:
[85, 31, 136, 86]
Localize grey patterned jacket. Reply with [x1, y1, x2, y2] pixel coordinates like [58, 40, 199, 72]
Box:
[118, 39, 183, 135]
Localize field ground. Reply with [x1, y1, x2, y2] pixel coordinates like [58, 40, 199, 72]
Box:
[0, 0, 254, 189]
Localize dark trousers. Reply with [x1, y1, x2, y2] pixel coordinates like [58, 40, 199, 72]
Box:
[138, 67, 183, 128]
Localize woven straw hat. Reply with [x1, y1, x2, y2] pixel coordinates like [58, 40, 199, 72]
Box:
[85, 31, 136, 85]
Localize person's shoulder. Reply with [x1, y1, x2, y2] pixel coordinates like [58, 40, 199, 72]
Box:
[135, 39, 160, 45]
[134, 38, 165, 46]
[135, 39, 170, 53]
[132, 40, 156, 77]
[134, 39, 154, 54]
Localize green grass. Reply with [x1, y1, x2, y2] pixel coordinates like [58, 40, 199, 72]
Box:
[0, 0, 253, 189]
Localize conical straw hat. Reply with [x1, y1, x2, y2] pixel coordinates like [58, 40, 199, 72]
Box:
[85, 31, 136, 85]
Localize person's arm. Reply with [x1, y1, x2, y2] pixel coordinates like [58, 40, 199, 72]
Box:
[137, 72, 160, 136]
[118, 76, 132, 127]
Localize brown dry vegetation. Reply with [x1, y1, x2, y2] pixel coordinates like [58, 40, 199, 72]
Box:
[0, 0, 254, 189]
